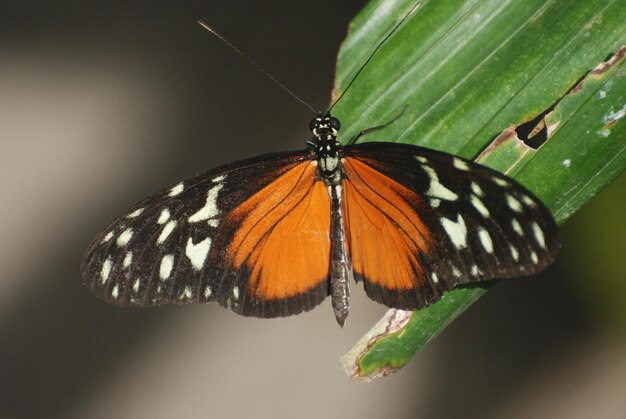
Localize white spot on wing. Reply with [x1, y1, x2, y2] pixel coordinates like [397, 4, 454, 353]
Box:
[506, 194, 523, 212]
[415, 156, 428, 163]
[204, 286, 212, 298]
[453, 157, 470, 171]
[493, 177, 509, 187]
[112, 284, 119, 299]
[422, 164, 458, 201]
[100, 257, 112, 284]
[521, 195, 536, 207]
[159, 254, 174, 280]
[470, 195, 490, 217]
[157, 208, 170, 224]
[208, 219, 220, 228]
[188, 183, 224, 223]
[157, 220, 177, 244]
[471, 182, 484, 197]
[510, 245, 519, 261]
[471, 265, 479, 276]
[127, 208, 144, 218]
[169, 182, 184, 197]
[185, 237, 212, 271]
[233, 286, 240, 299]
[212, 174, 227, 183]
[531, 221, 546, 248]
[123, 251, 133, 268]
[133, 278, 140, 293]
[512, 218, 524, 236]
[452, 267, 461, 278]
[180, 286, 193, 300]
[102, 231, 114, 243]
[116, 228, 134, 247]
[431, 272, 439, 284]
[530, 251, 539, 264]
[440, 215, 467, 249]
[430, 198, 441, 208]
[477, 227, 493, 253]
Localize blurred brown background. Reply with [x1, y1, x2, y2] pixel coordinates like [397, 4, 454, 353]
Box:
[1, 1, 625, 418]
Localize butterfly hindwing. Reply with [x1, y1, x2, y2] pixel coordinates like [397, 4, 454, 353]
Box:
[80, 150, 329, 316]
[210, 160, 331, 318]
[343, 142, 559, 309]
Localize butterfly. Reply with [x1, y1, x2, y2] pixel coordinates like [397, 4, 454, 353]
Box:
[81, 112, 560, 326]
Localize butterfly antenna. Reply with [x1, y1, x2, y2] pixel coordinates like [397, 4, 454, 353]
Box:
[197, 20, 318, 114]
[328, 2, 421, 112]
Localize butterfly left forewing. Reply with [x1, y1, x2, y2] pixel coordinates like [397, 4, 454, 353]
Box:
[343, 142, 559, 309]
[80, 150, 314, 309]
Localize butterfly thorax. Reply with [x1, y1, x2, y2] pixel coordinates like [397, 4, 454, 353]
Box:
[310, 114, 344, 185]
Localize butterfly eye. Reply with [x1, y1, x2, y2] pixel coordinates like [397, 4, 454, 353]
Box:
[309, 118, 321, 132]
[329, 117, 341, 131]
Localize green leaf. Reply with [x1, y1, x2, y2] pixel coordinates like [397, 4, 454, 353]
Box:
[333, 0, 626, 382]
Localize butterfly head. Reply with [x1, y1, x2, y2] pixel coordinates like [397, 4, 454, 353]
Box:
[309, 114, 341, 137]
[310, 114, 343, 182]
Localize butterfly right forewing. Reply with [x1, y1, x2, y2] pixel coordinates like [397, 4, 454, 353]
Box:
[343, 142, 559, 309]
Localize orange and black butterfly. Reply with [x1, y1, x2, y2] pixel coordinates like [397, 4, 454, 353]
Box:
[81, 113, 559, 326]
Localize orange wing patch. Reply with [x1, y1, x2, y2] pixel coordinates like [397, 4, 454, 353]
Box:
[343, 157, 433, 305]
[226, 161, 331, 301]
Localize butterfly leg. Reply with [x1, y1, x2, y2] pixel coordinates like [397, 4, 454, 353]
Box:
[347, 105, 408, 145]
[328, 183, 352, 326]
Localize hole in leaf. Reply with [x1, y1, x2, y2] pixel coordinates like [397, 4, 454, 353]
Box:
[515, 73, 588, 149]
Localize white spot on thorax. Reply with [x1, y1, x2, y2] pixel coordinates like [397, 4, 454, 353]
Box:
[506, 194, 523, 212]
[157, 208, 170, 224]
[101, 231, 114, 244]
[133, 278, 140, 293]
[422, 164, 458, 201]
[185, 237, 212, 271]
[157, 220, 177, 244]
[531, 221, 546, 248]
[188, 183, 224, 223]
[127, 207, 144, 218]
[453, 158, 470, 171]
[159, 254, 174, 280]
[510, 246, 519, 261]
[440, 214, 467, 249]
[477, 227, 493, 253]
[112, 284, 119, 299]
[169, 182, 184, 197]
[512, 218, 524, 236]
[123, 251, 133, 268]
[470, 195, 490, 217]
[233, 286, 240, 299]
[116, 228, 134, 247]
[100, 257, 112, 283]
